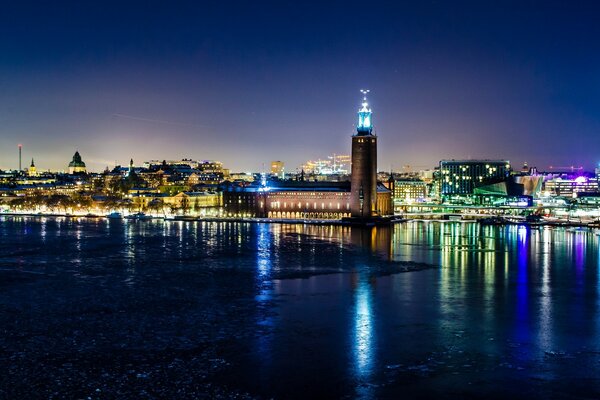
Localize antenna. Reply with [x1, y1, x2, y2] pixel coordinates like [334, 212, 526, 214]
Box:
[360, 89, 370, 100]
[18, 144, 22, 171]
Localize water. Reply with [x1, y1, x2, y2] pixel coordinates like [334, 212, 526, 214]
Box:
[1, 216, 600, 399]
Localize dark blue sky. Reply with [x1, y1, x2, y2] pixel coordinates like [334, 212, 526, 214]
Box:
[1, 1, 599, 172]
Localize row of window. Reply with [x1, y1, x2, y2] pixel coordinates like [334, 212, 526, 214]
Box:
[269, 201, 350, 210]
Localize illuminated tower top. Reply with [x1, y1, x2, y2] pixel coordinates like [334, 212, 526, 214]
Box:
[356, 89, 373, 136]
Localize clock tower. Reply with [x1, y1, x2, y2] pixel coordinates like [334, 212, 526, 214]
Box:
[350, 90, 378, 218]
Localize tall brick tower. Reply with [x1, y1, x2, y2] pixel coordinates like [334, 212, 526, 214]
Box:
[350, 90, 377, 218]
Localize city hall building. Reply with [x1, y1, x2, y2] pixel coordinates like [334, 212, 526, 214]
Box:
[223, 93, 392, 220]
[223, 181, 391, 219]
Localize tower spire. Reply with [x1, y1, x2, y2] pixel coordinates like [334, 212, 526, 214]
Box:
[356, 89, 372, 135]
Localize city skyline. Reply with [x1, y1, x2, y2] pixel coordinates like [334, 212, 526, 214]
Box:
[2, 1, 600, 171]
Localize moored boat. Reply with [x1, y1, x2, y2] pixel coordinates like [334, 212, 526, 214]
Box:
[125, 212, 152, 221]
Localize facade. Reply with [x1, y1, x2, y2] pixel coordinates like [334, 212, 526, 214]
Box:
[439, 160, 511, 196]
[544, 176, 599, 197]
[222, 181, 391, 219]
[270, 161, 285, 178]
[393, 179, 428, 202]
[68, 151, 87, 174]
[514, 175, 544, 197]
[127, 191, 222, 215]
[262, 183, 351, 219]
[223, 186, 261, 217]
[350, 91, 378, 218]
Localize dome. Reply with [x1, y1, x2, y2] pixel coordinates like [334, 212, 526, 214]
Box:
[68, 151, 86, 168]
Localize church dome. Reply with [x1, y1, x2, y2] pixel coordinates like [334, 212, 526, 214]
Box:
[69, 151, 86, 168]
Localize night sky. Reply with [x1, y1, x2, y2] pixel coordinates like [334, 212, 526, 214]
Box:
[1, 1, 599, 172]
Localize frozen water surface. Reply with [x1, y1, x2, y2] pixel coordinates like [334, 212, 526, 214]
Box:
[1, 216, 600, 398]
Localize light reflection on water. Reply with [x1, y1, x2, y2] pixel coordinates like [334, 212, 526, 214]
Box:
[351, 270, 375, 398]
[2, 217, 600, 398]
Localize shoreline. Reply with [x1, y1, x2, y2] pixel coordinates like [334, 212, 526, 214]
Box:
[1, 212, 599, 229]
[0, 212, 356, 226]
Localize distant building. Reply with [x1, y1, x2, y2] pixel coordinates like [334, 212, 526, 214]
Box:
[301, 154, 351, 175]
[439, 160, 511, 196]
[544, 176, 599, 197]
[393, 179, 428, 202]
[228, 172, 255, 183]
[27, 159, 37, 177]
[270, 161, 285, 178]
[68, 151, 87, 174]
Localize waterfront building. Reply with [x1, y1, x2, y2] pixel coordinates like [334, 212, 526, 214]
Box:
[223, 181, 391, 219]
[115, 190, 221, 216]
[350, 90, 378, 218]
[393, 178, 428, 203]
[544, 175, 599, 197]
[575, 192, 600, 207]
[222, 92, 391, 220]
[439, 159, 511, 196]
[68, 151, 87, 174]
[472, 178, 533, 207]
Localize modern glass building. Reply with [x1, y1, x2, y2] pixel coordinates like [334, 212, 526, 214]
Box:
[439, 159, 511, 196]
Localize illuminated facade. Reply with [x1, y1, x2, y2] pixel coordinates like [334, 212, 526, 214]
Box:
[27, 159, 37, 177]
[301, 154, 351, 175]
[270, 161, 285, 178]
[128, 191, 222, 215]
[393, 179, 428, 202]
[544, 176, 599, 197]
[262, 185, 351, 219]
[223, 181, 391, 219]
[350, 90, 378, 218]
[439, 160, 511, 196]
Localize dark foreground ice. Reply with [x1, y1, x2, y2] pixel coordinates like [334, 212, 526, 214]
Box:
[1, 216, 600, 399]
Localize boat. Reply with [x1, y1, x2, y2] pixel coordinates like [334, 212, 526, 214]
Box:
[525, 214, 543, 223]
[106, 212, 123, 219]
[125, 212, 152, 221]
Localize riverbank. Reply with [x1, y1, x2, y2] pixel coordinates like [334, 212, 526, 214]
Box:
[0, 212, 404, 227]
[2, 211, 599, 229]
